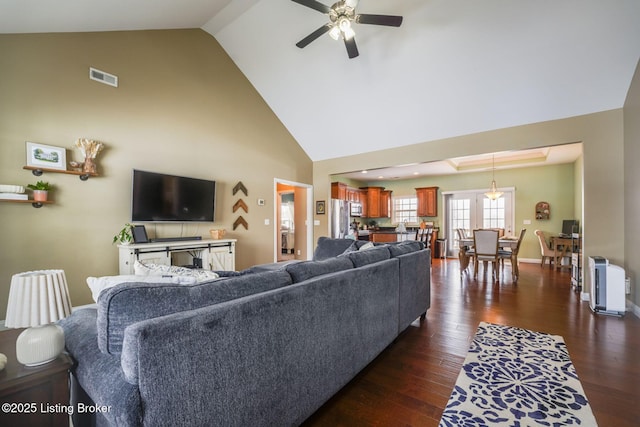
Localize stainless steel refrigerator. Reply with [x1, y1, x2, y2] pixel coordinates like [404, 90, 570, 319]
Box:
[331, 199, 350, 239]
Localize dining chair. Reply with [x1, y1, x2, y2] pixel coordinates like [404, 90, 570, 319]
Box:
[457, 228, 473, 273]
[416, 227, 434, 249]
[535, 229, 556, 267]
[499, 229, 526, 281]
[472, 229, 500, 280]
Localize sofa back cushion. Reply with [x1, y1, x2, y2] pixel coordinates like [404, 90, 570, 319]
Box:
[313, 237, 358, 260]
[387, 240, 424, 257]
[285, 256, 354, 283]
[346, 245, 391, 267]
[97, 270, 292, 355]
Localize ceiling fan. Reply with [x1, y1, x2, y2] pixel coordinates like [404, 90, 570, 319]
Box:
[292, 0, 403, 59]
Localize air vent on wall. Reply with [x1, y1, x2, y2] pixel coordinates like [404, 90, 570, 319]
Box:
[89, 67, 118, 87]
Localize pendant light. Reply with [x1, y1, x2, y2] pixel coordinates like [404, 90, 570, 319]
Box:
[485, 155, 503, 200]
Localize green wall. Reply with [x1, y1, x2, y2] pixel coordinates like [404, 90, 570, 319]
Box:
[335, 162, 577, 261]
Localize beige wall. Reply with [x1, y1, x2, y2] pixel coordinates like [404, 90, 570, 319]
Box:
[624, 59, 640, 308]
[315, 110, 624, 295]
[0, 30, 312, 317]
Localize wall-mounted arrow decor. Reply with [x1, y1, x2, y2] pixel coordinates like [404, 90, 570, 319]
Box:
[233, 199, 249, 213]
[233, 182, 248, 196]
[233, 216, 248, 230]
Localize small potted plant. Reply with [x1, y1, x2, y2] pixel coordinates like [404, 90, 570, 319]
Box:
[27, 181, 52, 202]
[113, 223, 134, 245]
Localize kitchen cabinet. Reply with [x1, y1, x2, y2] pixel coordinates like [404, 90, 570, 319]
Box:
[362, 186, 382, 218]
[380, 190, 392, 217]
[332, 183, 390, 218]
[331, 183, 364, 203]
[331, 182, 347, 200]
[416, 186, 438, 217]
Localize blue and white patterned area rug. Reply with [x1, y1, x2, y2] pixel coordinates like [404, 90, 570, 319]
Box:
[439, 322, 598, 427]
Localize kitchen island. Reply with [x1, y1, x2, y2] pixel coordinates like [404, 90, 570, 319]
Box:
[356, 228, 440, 258]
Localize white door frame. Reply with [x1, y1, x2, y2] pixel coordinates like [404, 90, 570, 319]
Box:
[442, 187, 516, 256]
[273, 178, 314, 262]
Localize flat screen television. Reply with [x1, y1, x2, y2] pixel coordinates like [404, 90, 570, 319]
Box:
[131, 169, 216, 222]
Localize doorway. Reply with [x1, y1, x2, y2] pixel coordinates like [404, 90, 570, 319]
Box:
[443, 189, 515, 257]
[274, 179, 313, 262]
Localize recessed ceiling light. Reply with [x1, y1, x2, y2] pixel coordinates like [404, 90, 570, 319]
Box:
[378, 176, 384, 179]
[413, 172, 419, 175]
[361, 170, 368, 174]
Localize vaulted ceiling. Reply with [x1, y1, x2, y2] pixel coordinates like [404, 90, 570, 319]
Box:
[3, 0, 640, 162]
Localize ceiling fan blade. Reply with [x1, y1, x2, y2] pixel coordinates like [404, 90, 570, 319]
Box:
[355, 14, 403, 27]
[296, 24, 333, 48]
[291, 0, 331, 14]
[344, 36, 359, 59]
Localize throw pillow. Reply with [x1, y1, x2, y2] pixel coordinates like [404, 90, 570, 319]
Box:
[87, 275, 197, 302]
[134, 261, 220, 282]
[359, 241, 375, 251]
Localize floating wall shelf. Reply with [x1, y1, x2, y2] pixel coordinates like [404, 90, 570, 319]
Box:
[0, 199, 53, 208]
[23, 165, 98, 181]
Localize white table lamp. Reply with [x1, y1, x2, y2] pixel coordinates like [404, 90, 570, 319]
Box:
[4, 270, 72, 366]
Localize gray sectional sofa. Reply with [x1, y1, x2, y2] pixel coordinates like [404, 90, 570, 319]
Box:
[60, 238, 430, 426]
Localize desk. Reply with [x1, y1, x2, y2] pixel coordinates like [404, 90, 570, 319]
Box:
[551, 236, 574, 270]
[458, 237, 518, 271]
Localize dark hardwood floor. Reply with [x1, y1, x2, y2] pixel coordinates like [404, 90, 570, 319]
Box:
[303, 259, 640, 427]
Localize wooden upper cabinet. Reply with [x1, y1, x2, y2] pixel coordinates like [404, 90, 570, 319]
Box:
[365, 187, 381, 218]
[331, 182, 347, 200]
[380, 190, 392, 218]
[416, 187, 438, 217]
[332, 183, 390, 218]
[360, 186, 391, 218]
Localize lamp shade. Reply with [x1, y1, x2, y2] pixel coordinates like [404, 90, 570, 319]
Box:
[5, 270, 72, 328]
[5, 270, 72, 366]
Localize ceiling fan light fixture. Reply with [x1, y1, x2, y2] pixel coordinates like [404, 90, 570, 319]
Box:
[343, 26, 355, 40]
[329, 26, 341, 40]
[336, 17, 355, 39]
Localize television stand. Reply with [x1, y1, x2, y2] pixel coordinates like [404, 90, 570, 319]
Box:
[149, 236, 202, 243]
[117, 238, 236, 274]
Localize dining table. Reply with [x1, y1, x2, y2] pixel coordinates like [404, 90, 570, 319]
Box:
[457, 236, 520, 271]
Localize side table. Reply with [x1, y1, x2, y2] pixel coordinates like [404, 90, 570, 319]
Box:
[0, 327, 72, 427]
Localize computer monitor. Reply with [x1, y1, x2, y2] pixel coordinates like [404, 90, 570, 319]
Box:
[561, 220, 578, 236]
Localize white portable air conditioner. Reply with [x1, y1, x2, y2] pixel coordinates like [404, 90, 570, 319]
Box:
[588, 256, 626, 316]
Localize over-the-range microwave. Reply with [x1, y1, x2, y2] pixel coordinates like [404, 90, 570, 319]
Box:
[350, 202, 362, 217]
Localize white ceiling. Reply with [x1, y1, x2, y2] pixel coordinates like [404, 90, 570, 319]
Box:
[2, 0, 639, 165]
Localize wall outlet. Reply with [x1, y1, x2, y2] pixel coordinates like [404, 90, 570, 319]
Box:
[625, 277, 631, 294]
[264, 219, 270, 225]
[523, 219, 532, 225]
[257, 199, 265, 206]
[297, 250, 301, 256]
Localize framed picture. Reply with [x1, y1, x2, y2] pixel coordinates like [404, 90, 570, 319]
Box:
[316, 200, 326, 215]
[26, 142, 67, 170]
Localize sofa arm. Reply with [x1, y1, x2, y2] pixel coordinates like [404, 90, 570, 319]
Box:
[59, 308, 142, 426]
[397, 248, 431, 333]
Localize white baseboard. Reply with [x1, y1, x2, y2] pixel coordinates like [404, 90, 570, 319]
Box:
[629, 300, 640, 318]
